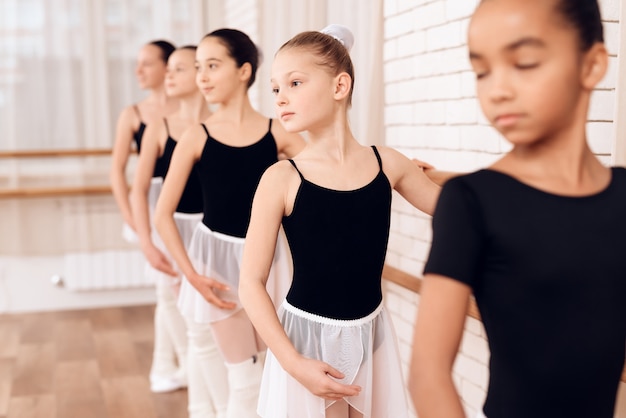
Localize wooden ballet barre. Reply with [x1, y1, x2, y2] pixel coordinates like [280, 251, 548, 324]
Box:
[381, 263, 626, 383]
[0, 185, 113, 198]
[0, 148, 128, 198]
[383, 264, 481, 320]
[0, 148, 127, 158]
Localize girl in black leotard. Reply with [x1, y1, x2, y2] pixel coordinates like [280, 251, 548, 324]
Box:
[110, 40, 178, 240]
[410, 1, 626, 418]
[154, 29, 305, 417]
[131, 46, 216, 413]
[109, 39, 183, 395]
[239, 25, 440, 418]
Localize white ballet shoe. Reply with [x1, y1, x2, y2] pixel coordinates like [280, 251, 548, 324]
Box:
[150, 373, 187, 393]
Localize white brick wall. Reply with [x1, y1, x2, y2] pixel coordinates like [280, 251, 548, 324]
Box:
[383, 0, 626, 416]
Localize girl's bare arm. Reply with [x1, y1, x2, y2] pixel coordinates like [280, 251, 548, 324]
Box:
[110, 106, 138, 228]
[380, 146, 442, 216]
[239, 162, 361, 400]
[130, 122, 176, 276]
[153, 125, 235, 309]
[409, 274, 471, 418]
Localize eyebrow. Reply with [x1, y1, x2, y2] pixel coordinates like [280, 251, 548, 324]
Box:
[469, 37, 546, 60]
[270, 70, 308, 83]
[196, 58, 222, 63]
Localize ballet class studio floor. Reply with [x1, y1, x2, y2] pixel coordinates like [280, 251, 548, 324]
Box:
[0, 304, 187, 418]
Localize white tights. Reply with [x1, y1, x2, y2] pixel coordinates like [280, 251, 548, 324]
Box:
[201, 308, 267, 418]
[151, 277, 187, 380]
[186, 319, 229, 418]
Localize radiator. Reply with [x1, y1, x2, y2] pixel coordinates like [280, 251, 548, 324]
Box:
[62, 250, 152, 291]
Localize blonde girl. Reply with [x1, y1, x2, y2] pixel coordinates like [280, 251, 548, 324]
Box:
[239, 25, 440, 418]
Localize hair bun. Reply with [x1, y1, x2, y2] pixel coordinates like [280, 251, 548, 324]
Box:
[320, 24, 354, 52]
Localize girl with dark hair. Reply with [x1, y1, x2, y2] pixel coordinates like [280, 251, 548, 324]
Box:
[109, 39, 183, 393]
[409, 1, 625, 417]
[154, 29, 305, 417]
[111, 39, 178, 239]
[130, 46, 215, 414]
[238, 25, 440, 418]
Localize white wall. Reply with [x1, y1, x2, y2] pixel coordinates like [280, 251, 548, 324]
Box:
[0, 193, 157, 314]
[382, 0, 626, 416]
[0, 255, 156, 314]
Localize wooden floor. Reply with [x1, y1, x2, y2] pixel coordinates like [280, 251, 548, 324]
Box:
[0, 305, 188, 418]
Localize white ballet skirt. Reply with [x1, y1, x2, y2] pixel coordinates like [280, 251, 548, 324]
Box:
[140, 177, 202, 285]
[177, 222, 292, 323]
[121, 177, 163, 244]
[146, 211, 203, 285]
[122, 222, 139, 243]
[258, 301, 409, 418]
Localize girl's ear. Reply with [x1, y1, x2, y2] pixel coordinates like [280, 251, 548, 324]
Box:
[581, 42, 608, 90]
[333, 72, 352, 101]
[239, 62, 252, 84]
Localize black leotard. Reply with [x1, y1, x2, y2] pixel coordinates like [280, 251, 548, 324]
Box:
[132, 105, 146, 152]
[157, 118, 203, 214]
[283, 146, 392, 320]
[424, 168, 626, 418]
[194, 120, 277, 237]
